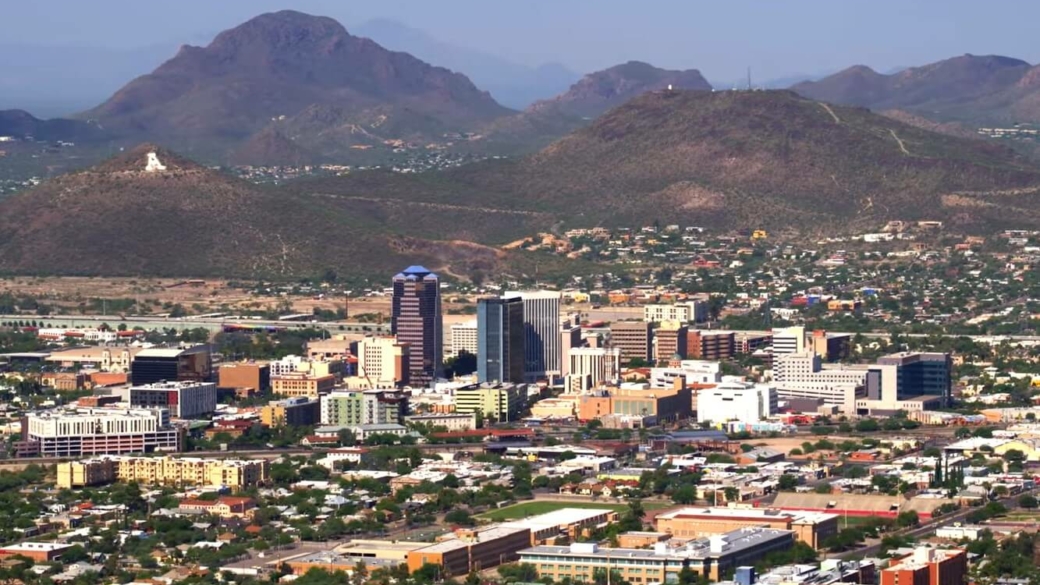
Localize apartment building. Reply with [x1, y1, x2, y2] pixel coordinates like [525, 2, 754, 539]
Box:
[568, 347, 622, 389]
[643, 301, 705, 324]
[56, 455, 269, 489]
[261, 397, 321, 427]
[271, 372, 336, 398]
[518, 528, 793, 583]
[20, 408, 181, 457]
[610, 321, 653, 363]
[454, 382, 526, 422]
[450, 320, 478, 358]
[126, 381, 217, 418]
[320, 390, 408, 426]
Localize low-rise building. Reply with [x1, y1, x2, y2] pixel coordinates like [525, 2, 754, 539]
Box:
[655, 505, 838, 550]
[0, 542, 72, 562]
[178, 496, 257, 518]
[271, 372, 336, 398]
[260, 397, 320, 427]
[407, 524, 532, 575]
[404, 412, 476, 431]
[879, 547, 966, 585]
[19, 407, 182, 457]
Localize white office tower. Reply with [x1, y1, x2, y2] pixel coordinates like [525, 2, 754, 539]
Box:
[505, 290, 562, 380]
[568, 347, 621, 388]
[697, 379, 777, 424]
[450, 320, 478, 357]
[771, 326, 806, 355]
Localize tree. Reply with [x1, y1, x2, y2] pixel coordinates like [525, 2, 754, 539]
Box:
[856, 419, 880, 432]
[778, 474, 799, 491]
[1019, 495, 1039, 509]
[445, 509, 475, 526]
[896, 510, 919, 528]
[498, 563, 538, 582]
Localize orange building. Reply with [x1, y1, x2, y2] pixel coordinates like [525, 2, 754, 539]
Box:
[0, 543, 71, 562]
[879, 548, 966, 585]
[407, 525, 532, 576]
[655, 505, 839, 550]
[218, 362, 271, 393]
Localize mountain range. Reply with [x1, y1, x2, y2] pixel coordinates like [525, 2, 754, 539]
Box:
[5, 90, 1040, 278]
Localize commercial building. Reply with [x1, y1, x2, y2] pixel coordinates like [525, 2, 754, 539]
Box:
[56, 455, 269, 489]
[505, 291, 562, 380]
[771, 326, 805, 355]
[697, 380, 777, 425]
[217, 362, 270, 393]
[568, 347, 622, 389]
[392, 266, 443, 386]
[320, 390, 408, 426]
[130, 345, 212, 386]
[560, 324, 583, 377]
[654, 321, 688, 362]
[45, 346, 142, 373]
[644, 301, 705, 324]
[610, 321, 652, 364]
[518, 528, 793, 583]
[450, 320, 478, 358]
[576, 385, 692, 425]
[261, 397, 321, 427]
[126, 381, 218, 418]
[879, 547, 966, 585]
[20, 408, 181, 457]
[655, 505, 838, 550]
[687, 331, 735, 361]
[271, 372, 336, 398]
[404, 412, 477, 432]
[454, 382, 526, 422]
[407, 525, 532, 575]
[358, 336, 410, 387]
[0, 543, 72, 562]
[477, 296, 525, 384]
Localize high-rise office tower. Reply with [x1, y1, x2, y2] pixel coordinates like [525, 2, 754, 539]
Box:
[505, 291, 562, 380]
[477, 297, 525, 384]
[391, 266, 442, 386]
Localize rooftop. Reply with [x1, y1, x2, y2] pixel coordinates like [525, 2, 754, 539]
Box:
[503, 508, 616, 531]
[519, 527, 792, 560]
[656, 506, 838, 525]
[413, 525, 529, 553]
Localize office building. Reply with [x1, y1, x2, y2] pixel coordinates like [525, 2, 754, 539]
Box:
[392, 266, 443, 385]
[320, 390, 408, 426]
[576, 385, 692, 425]
[56, 455, 269, 489]
[876, 352, 952, 404]
[130, 345, 212, 386]
[771, 326, 805, 355]
[568, 347, 622, 388]
[610, 321, 653, 364]
[518, 528, 793, 583]
[477, 296, 525, 384]
[261, 397, 321, 427]
[505, 291, 562, 380]
[271, 372, 336, 397]
[809, 330, 852, 362]
[358, 336, 410, 386]
[217, 362, 270, 393]
[697, 380, 777, 425]
[126, 381, 217, 418]
[450, 320, 478, 358]
[560, 324, 583, 378]
[644, 301, 706, 324]
[454, 382, 526, 422]
[687, 330, 735, 360]
[268, 355, 347, 379]
[20, 408, 181, 457]
[879, 547, 966, 585]
[654, 321, 688, 362]
[651, 360, 722, 387]
[655, 506, 838, 550]
[45, 347, 142, 373]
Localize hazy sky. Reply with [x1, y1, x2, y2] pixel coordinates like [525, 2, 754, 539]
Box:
[7, 0, 1040, 80]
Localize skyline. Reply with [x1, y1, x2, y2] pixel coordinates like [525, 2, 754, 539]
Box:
[6, 1, 1040, 86]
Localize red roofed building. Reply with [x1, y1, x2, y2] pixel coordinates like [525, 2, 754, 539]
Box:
[179, 496, 257, 518]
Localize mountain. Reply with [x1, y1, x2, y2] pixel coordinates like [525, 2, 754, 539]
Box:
[76, 11, 512, 159]
[529, 61, 712, 119]
[793, 54, 1039, 125]
[0, 144, 535, 278]
[0, 109, 109, 142]
[353, 19, 579, 109]
[304, 90, 1040, 238]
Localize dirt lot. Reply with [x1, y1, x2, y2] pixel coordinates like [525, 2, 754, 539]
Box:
[0, 276, 482, 318]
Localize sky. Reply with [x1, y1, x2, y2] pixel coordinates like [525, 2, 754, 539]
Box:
[5, 0, 1040, 82]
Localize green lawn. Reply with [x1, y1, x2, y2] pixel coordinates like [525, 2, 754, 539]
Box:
[478, 500, 667, 521]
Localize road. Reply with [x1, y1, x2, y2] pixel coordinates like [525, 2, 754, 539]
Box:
[0, 314, 390, 335]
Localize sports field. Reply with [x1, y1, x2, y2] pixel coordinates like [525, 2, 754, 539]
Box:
[478, 500, 666, 521]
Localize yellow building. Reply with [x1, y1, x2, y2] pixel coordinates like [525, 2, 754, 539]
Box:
[530, 397, 578, 419]
[56, 456, 269, 489]
[271, 372, 336, 397]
